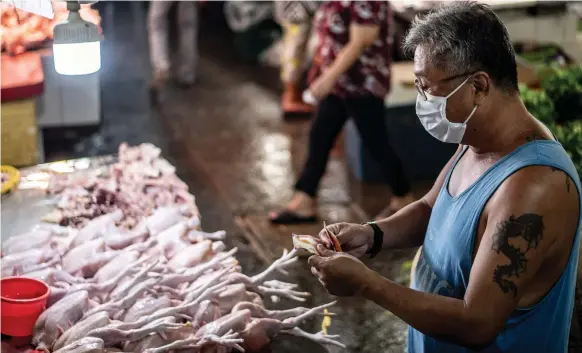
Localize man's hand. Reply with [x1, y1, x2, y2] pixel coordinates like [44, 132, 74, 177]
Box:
[308, 245, 372, 296]
[307, 73, 337, 101]
[318, 222, 373, 258]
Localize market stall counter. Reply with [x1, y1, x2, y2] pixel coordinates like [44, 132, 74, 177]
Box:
[0, 143, 343, 353]
[1, 1, 102, 166]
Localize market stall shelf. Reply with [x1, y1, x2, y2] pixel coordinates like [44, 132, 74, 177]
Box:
[0, 143, 345, 353]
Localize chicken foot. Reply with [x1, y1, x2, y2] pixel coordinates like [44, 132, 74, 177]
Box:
[240, 302, 338, 352]
[281, 327, 346, 349]
[232, 302, 333, 321]
[224, 272, 310, 302]
[279, 301, 337, 329]
[251, 248, 298, 283]
[187, 229, 227, 242]
[143, 330, 244, 353]
[155, 248, 238, 289]
[182, 266, 234, 303]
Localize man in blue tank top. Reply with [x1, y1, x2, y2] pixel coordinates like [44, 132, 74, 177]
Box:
[307, 2, 582, 352]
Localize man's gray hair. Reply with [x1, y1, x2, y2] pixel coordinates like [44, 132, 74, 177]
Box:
[403, 1, 518, 93]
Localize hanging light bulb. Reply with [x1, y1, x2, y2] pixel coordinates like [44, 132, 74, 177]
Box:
[53, 1, 101, 75]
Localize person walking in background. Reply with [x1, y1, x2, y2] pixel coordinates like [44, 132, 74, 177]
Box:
[148, 1, 199, 90]
[274, 1, 319, 115]
[270, 1, 415, 225]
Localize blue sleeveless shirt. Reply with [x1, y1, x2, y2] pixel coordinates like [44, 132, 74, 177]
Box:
[408, 140, 582, 353]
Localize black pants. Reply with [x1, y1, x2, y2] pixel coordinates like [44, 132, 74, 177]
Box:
[295, 94, 411, 197]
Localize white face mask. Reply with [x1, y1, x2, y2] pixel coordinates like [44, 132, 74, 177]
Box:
[416, 76, 478, 144]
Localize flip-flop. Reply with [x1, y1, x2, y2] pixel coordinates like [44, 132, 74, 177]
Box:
[270, 210, 317, 225]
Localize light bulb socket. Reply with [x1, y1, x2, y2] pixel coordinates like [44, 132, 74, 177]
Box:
[66, 1, 80, 12]
[53, 3, 101, 45]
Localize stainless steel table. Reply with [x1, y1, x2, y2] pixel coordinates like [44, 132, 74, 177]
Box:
[1, 155, 116, 240]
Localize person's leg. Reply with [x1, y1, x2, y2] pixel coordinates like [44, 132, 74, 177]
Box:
[270, 95, 348, 224]
[176, 1, 198, 86]
[279, 21, 314, 115]
[346, 96, 415, 217]
[148, 1, 173, 88]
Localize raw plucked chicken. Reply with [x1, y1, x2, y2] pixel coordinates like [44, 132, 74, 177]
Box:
[1, 1, 101, 55]
[1, 143, 343, 353]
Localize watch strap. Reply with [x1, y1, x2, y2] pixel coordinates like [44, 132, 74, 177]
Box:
[365, 221, 383, 259]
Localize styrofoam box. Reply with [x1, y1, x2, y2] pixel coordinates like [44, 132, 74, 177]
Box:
[36, 53, 101, 127]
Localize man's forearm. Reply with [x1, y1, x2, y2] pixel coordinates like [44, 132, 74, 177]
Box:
[322, 41, 368, 83]
[361, 270, 492, 348]
[375, 199, 432, 249]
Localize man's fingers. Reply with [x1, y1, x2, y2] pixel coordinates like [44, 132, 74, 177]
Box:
[347, 244, 368, 259]
[308, 255, 324, 268]
[316, 244, 336, 257]
[328, 222, 347, 236]
[311, 266, 322, 278]
[319, 222, 347, 246]
[317, 230, 333, 248]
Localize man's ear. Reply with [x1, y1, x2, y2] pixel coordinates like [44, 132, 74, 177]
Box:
[472, 72, 490, 105]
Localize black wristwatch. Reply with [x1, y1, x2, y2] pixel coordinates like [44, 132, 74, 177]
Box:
[364, 221, 384, 259]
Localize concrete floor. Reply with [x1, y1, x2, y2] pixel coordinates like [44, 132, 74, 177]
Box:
[155, 53, 415, 353]
[34, 3, 421, 352]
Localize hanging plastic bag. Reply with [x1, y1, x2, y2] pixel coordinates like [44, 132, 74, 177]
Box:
[223, 1, 274, 33]
[10, 0, 54, 18]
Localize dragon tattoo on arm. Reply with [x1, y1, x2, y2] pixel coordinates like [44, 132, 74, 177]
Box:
[491, 213, 544, 298]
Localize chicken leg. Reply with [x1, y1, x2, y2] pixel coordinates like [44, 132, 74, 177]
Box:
[251, 248, 298, 283]
[52, 337, 105, 353]
[33, 291, 91, 351]
[281, 327, 346, 349]
[232, 301, 332, 321]
[86, 317, 184, 346]
[83, 277, 162, 319]
[109, 259, 160, 300]
[143, 330, 244, 353]
[240, 302, 340, 351]
[53, 312, 110, 351]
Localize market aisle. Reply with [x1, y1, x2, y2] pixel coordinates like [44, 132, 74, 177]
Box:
[22, 3, 414, 350]
[156, 41, 413, 353]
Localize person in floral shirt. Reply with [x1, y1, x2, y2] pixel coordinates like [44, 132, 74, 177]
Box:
[270, 1, 414, 224]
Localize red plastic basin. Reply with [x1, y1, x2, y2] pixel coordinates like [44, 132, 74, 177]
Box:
[1, 277, 50, 337]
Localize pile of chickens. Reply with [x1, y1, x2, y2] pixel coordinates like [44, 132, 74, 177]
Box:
[1, 143, 344, 353]
[44, 143, 198, 229]
[1, 1, 101, 55]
